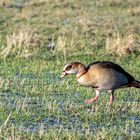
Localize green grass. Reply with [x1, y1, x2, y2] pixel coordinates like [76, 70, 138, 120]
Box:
[0, 0, 140, 139]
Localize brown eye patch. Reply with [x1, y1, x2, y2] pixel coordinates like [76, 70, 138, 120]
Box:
[66, 65, 72, 71]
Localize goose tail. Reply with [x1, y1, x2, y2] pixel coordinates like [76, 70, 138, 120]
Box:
[131, 80, 140, 88]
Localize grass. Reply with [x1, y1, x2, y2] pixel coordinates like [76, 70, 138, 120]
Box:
[0, 0, 140, 139]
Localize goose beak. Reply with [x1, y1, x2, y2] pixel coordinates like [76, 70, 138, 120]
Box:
[60, 71, 67, 79]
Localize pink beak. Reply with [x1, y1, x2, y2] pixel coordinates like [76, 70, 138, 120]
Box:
[60, 71, 67, 79]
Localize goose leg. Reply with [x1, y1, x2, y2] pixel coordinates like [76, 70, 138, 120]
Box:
[85, 89, 100, 104]
[109, 90, 115, 105]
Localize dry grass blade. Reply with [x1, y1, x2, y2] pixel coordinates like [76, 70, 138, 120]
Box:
[1, 27, 41, 58]
[106, 33, 140, 56]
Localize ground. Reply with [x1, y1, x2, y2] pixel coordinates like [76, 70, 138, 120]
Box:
[0, 0, 140, 139]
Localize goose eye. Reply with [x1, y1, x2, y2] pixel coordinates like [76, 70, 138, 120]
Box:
[69, 65, 72, 69]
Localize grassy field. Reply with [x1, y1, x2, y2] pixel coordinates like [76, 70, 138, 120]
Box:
[0, 0, 140, 139]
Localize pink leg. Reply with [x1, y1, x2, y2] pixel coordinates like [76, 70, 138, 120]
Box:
[109, 90, 115, 105]
[109, 94, 114, 105]
[85, 96, 99, 104]
[85, 90, 100, 104]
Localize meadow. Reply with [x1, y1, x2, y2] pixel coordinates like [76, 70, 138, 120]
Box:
[0, 0, 140, 139]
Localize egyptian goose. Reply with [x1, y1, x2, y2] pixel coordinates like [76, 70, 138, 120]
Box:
[61, 61, 140, 104]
